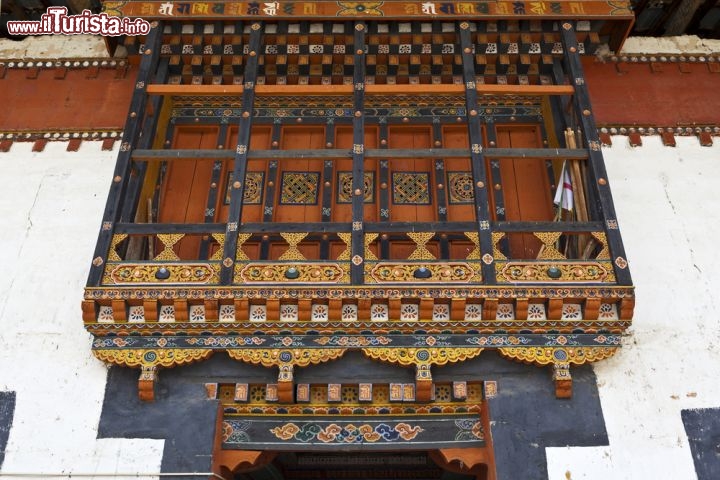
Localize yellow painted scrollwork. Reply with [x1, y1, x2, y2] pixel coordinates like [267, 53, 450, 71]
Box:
[93, 348, 213, 368]
[498, 346, 618, 366]
[361, 347, 484, 367]
[227, 348, 347, 368]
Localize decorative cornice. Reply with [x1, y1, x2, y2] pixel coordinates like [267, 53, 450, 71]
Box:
[0, 59, 127, 69]
[0, 130, 123, 141]
[599, 125, 720, 136]
[601, 53, 720, 64]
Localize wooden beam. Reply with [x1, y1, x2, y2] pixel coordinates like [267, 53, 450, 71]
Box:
[114, 220, 602, 236]
[146, 83, 574, 96]
[220, 22, 264, 285]
[146, 84, 245, 95]
[86, 21, 163, 287]
[120, 56, 169, 225]
[131, 147, 589, 161]
[493, 221, 603, 233]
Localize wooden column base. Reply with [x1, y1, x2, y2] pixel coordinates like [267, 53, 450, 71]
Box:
[138, 366, 158, 402]
[553, 363, 572, 399]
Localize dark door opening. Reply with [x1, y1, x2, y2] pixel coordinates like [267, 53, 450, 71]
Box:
[236, 451, 482, 480]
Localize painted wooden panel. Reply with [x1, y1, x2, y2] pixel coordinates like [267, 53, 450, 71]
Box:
[495, 125, 554, 258]
[387, 126, 434, 223]
[221, 125, 273, 224]
[274, 126, 326, 224]
[389, 241, 440, 260]
[159, 125, 219, 259]
[441, 125, 475, 222]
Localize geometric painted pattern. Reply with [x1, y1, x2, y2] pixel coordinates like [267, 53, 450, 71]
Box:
[242, 171, 265, 204]
[392, 172, 431, 205]
[337, 171, 375, 203]
[226, 171, 265, 205]
[447, 171, 474, 204]
[280, 172, 320, 205]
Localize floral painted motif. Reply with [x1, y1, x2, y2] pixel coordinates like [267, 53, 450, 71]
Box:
[189, 305, 205, 323]
[219, 304, 235, 322]
[270, 422, 423, 443]
[98, 305, 114, 323]
[311, 304, 329, 321]
[464, 304, 483, 320]
[496, 303, 515, 320]
[527, 303, 547, 320]
[370, 303, 389, 321]
[432, 304, 450, 321]
[400, 303, 419, 321]
[561, 303, 582, 320]
[467, 335, 532, 346]
[341, 304, 358, 321]
[313, 335, 392, 347]
[337, 2, 385, 16]
[128, 306, 145, 323]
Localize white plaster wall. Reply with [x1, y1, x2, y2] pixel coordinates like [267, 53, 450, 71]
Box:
[0, 35, 110, 59]
[620, 35, 720, 55]
[546, 135, 720, 479]
[0, 141, 163, 477]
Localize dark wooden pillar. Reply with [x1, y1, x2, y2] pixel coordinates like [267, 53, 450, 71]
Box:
[560, 21, 632, 286]
[459, 22, 496, 284]
[220, 22, 263, 285]
[87, 21, 162, 286]
[350, 22, 367, 284]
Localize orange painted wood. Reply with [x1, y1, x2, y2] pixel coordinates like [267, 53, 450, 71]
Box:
[146, 84, 245, 95]
[387, 125, 435, 225]
[583, 57, 720, 127]
[220, 125, 273, 224]
[3, 61, 720, 135]
[272, 125, 326, 228]
[0, 67, 134, 130]
[158, 126, 219, 259]
[144, 83, 573, 97]
[441, 125, 475, 227]
[494, 125, 553, 258]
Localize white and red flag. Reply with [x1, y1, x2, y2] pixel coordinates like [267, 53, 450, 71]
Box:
[553, 161, 574, 212]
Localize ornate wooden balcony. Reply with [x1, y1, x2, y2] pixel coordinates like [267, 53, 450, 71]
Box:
[83, 16, 634, 402]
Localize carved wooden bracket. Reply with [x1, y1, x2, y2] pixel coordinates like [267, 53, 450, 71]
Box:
[498, 346, 618, 399]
